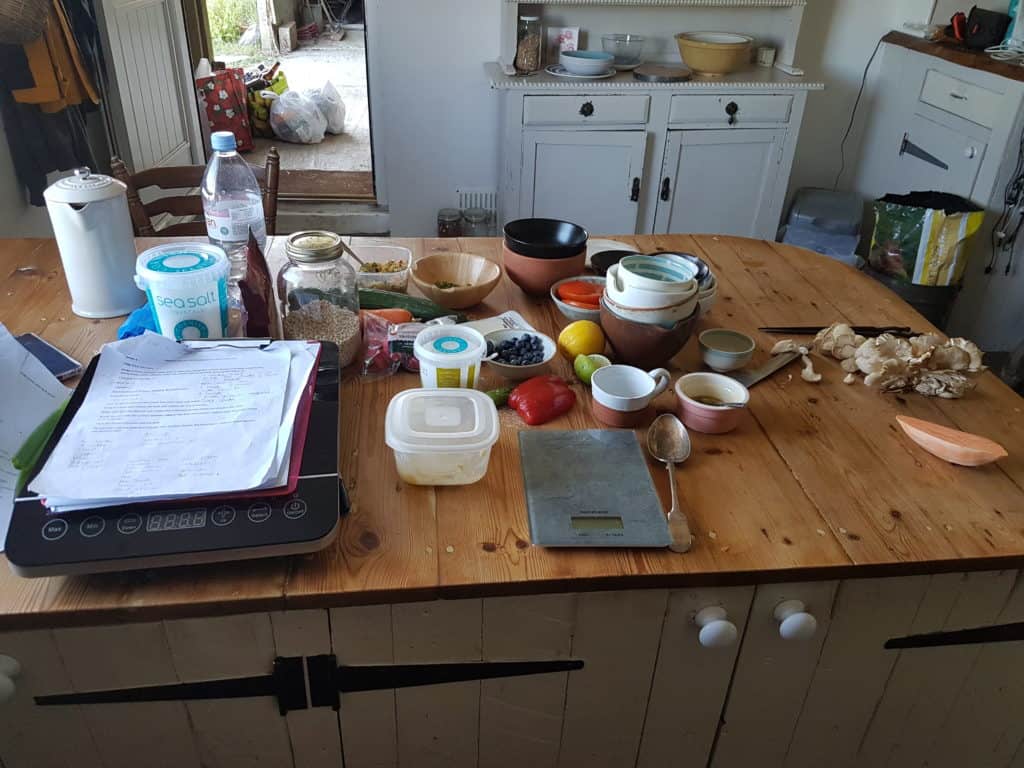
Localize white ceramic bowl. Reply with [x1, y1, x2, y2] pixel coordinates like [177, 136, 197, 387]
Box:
[484, 329, 557, 381]
[550, 275, 604, 322]
[674, 372, 750, 434]
[614, 254, 699, 293]
[699, 328, 756, 372]
[560, 50, 615, 75]
[606, 269, 697, 309]
[698, 284, 718, 316]
[603, 291, 699, 327]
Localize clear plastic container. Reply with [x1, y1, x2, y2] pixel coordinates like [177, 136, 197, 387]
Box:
[414, 325, 487, 389]
[353, 243, 412, 293]
[278, 230, 362, 367]
[385, 388, 500, 486]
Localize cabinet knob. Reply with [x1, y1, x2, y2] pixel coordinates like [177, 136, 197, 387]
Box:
[0, 658, 18, 705]
[964, 146, 977, 159]
[774, 599, 818, 640]
[694, 606, 739, 648]
[579, 101, 594, 117]
[725, 101, 739, 126]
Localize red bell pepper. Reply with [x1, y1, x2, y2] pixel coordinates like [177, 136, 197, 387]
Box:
[508, 375, 576, 426]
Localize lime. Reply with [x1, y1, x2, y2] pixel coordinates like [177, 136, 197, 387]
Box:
[573, 353, 611, 385]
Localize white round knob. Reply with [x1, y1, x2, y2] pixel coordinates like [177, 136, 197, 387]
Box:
[965, 146, 977, 159]
[694, 606, 738, 648]
[0, 675, 14, 704]
[774, 599, 818, 640]
[0, 655, 21, 680]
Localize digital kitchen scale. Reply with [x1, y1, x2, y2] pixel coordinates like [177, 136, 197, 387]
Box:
[5, 342, 347, 577]
[520, 430, 670, 547]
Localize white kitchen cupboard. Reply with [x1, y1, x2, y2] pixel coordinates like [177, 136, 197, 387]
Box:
[654, 129, 787, 237]
[521, 130, 649, 236]
[855, 35, 1024, 354]
[492, 64, 820, 239]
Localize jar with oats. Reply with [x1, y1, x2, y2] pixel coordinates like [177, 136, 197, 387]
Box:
[278, 230, 362, 367]
[515, 16, 542, 75]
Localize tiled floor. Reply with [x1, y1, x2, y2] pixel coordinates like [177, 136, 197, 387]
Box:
[246, 30, 372, 174]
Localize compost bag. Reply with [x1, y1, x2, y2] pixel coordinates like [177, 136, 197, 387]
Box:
[868, 191, 983, 286]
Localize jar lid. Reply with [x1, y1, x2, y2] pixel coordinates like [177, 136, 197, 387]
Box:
[437, 208, 462, 222]
[43, 167, 126, 204]
[462, 207, 488, 223]
[413, 325, 486, 366]
[135, 243, 229, 286]
[286, 230, 344, 263]
[385, 388, 499, 455]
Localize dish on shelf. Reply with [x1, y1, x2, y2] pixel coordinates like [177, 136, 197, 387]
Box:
[545, 64, 616, 80]
[602, 34, 645, 69]
[560, 50, 616, 75]
[675, 31, 753, 76]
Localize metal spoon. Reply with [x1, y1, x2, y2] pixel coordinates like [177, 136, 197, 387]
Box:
[647, 413, 694, 553]
[339, 239, 365, 266]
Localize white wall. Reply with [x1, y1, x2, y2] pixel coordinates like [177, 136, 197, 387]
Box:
[365, 0, 503, 236]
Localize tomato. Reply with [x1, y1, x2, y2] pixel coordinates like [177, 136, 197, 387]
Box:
[557, 281, 604, 302]
[561, 298, 600, 310]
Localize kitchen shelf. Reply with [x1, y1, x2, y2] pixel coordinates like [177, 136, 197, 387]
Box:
[485, 62, 824, 91]
[504, 0, 806, 6]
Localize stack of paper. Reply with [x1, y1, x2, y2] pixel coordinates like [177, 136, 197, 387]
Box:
[0, 324, 71, 546]
[29, 333, 318, 513]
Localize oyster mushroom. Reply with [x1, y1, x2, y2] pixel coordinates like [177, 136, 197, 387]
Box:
[801, 353, 822, 383]
[928, 338, 985, 373]
[814, 323, 866, 363]
[771, 339, 799, 356]
[913, 370, 975, 398]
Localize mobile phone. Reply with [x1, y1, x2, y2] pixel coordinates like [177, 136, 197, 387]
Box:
[16, 333, 82, 380]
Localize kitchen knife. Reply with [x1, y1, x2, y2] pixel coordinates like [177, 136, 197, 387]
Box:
[729, 350, 801, 388]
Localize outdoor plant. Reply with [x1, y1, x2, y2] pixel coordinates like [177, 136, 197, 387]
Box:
[208, 0, 257, 43]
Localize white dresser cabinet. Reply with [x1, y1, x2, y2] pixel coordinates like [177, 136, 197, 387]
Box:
[493, 64, 821, 239]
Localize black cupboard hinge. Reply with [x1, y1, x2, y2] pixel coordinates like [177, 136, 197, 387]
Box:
[885, 620, 1024, 650]
[660, 177, 671, 202]
[35, 655, 584, 716]
[630, 177, 641, 202]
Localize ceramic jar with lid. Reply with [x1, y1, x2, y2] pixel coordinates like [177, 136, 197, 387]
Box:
[277, 230, 362, 366]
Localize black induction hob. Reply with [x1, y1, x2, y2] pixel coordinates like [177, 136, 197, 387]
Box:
[5, 341, 347, 577]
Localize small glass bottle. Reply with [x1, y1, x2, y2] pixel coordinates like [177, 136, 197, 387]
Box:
[462, 207, 490, 237]
[515, 16, 542, 75]
[437, 208, 462, 238]
[277, 230, 362, 367]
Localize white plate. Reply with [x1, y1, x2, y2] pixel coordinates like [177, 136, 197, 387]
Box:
[585, 238, 639, 268]
[613, 62, 642, 71]
[545, 64, 616, 80]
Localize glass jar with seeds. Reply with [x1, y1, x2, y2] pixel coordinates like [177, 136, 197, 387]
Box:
[278, 230, 362, 367]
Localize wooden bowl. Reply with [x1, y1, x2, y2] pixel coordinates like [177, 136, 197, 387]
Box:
[675, 32, 752, 76]
[411, 252, 502, 309]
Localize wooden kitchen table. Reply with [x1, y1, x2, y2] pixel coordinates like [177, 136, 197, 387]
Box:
[1, 235, 1023, 768]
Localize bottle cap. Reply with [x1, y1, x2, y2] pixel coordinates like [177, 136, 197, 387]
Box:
[211, 131, 237, 151]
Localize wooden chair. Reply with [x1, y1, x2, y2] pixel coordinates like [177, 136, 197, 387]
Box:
[110, 147, 280, 237]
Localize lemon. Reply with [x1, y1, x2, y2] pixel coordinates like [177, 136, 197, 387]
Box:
[558, 320, 605, 360]
[573, 354, 611, 385]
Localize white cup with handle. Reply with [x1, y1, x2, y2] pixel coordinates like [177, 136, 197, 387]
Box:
[591, 365, 671, 412]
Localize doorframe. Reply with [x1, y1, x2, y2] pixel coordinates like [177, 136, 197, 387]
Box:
[178, 0, 379, 204]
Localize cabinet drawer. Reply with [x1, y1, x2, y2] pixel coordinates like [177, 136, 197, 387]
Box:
[919, 69, 1001, 129]
[523, 95, 650, 126]
[669, 94, 792, 126]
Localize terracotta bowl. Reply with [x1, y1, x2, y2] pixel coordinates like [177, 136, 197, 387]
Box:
[503, 244, 586, 296]
[599, 297, 699, 368]
[411, 252, 502, 309]
[591, 401, 655, 429]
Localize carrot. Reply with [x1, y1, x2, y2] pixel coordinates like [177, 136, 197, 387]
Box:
[361, 308, 414, 324]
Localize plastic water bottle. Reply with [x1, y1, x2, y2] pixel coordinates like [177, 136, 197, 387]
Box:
[201, 131, 266, 260]
[201, 131, 266, 335]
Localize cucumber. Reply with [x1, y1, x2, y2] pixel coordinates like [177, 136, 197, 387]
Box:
[358, 289, 467, 322]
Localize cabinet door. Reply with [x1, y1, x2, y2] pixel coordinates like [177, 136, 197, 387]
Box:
[654, 129, 785, 239]
[522, 130, 647, 236]
[887, 113, 987, 200]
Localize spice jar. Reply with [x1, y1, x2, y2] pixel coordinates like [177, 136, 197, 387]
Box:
[462, 207, 490, 237]
[278, 230, 362, 367]
[437, 208, 462, 238]
[515, 16, 542, 75]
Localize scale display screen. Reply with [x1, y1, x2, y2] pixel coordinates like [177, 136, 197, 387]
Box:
[570, 516, 624, 531]
[146, 509, 208, 532]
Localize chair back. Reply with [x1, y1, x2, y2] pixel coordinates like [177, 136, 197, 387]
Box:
[110, 147, 280, 237]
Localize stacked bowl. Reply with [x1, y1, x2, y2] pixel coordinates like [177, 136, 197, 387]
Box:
[503, 218, 588, 295]
[600, 253, 702, 368]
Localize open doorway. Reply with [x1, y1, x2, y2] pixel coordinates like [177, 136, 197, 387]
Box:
[196, 0, 373, 197]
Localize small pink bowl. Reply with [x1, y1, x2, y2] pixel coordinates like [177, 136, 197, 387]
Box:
[674, 372, 749, 434]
